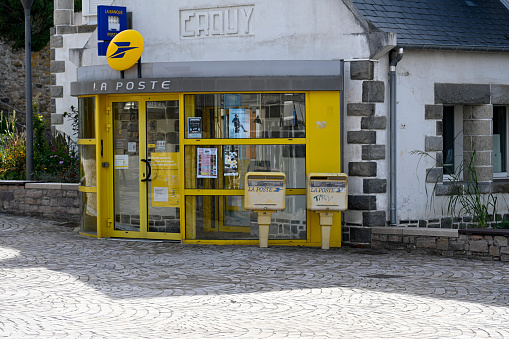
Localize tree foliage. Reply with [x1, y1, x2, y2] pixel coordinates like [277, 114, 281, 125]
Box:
[0, 0, 82, 52]
[0, 0, 53, 51]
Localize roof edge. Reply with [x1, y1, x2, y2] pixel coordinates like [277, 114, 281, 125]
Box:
[398, 43, 509, 53]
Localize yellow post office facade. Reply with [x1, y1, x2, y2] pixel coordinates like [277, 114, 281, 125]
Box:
[74, 62, 344, 247]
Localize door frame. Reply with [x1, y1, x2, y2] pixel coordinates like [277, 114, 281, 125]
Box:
[107, 93, 183, 241]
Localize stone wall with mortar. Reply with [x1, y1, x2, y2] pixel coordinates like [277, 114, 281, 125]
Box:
[371, 227, 509, 261]
[0, 39, 52, 124]
[0, 181, 80, 222]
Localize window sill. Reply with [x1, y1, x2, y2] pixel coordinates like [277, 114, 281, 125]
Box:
[435, 180, 509, 195]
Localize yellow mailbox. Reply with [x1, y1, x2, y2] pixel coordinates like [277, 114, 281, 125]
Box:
[307, 173, 348, 249]
[244, 172, 286, 248]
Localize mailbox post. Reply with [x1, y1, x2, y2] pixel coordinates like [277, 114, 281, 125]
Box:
[244, 172, 286, 248]
[307, 173, 348, 249]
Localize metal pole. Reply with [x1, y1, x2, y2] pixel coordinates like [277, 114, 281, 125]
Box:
[24, 6, 33, 180]
[389, 48, 403, 225]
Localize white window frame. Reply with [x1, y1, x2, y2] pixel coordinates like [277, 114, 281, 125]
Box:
[493, 105, 509, 179]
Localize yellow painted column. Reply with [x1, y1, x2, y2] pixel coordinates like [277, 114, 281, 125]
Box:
[307, 92, 342, 247]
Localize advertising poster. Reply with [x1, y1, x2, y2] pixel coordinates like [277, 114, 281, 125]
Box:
[151, 152, 179, 207]
[188, 117, 202, 138]
[224, 147, 239, 177]
[229, 108, 250, 138]
[197, 147, 217, 178]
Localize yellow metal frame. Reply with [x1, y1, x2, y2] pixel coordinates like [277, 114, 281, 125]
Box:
[86, 91, 341, 247]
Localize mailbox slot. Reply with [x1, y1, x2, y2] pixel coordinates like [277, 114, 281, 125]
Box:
[245, 172, 286, 211]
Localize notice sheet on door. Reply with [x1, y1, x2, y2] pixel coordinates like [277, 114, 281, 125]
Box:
[151, 152, 179, 207]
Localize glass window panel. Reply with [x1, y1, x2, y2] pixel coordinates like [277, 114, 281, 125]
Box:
[79, 145, 96, 187]
[79, 97, 95, 139]
[147, 100, 180, 234]
[184, 144, 305, 189]
[80, 191, 97, 235]
[443, 106, 455, 175]
[493, 106, 507, 173]
[184, 93, 305, 139]
[185, 195, 306, 240]
[113, 102, 140, 232]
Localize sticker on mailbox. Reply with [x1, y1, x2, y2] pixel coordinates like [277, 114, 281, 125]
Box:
[309, 180, 346, 193]
[247, 179, 284, 193]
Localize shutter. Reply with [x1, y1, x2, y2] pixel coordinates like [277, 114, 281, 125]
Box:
[89, 0, 114, 15]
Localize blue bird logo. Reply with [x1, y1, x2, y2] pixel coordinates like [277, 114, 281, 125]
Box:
[108, 42, 139, 59]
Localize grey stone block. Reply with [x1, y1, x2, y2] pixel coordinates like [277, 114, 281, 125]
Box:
[348, 195, 376, 210]
[51, 113, 64, 125]
[77, 25, 98, 33]
[441, 217, 453, 228]
[463, 151, 491, 166]
[50, 86, 64, 98]
[50, 48, 55, 61]
[56, 0, 74, 10]
[463, 120, 492, 135]
[363, 211, 386, 226]
[494, 236, 508, 247]
[361, 116, 386, 130]
[491, 85, 509, 104]
[347, 103, 375, 117]
[56, 26, 78, 35]
[436, 121, 443, 135]
[350, 61, 374, 80]
[435, 83, 491, 105]
[362, 145, 385, 160]
[347, 131, 376, 144]
[51, 74, 56, 86]
[362, 81, 385, 103]
[469, 240, 488, 252]
[363, 179, 387, 193]
[425, 105, 443, 120]
[416, 237, 436, 249]
[471, 105, 493, 119]
[349, 227, 372, 243]
[50, 35, 63, 48]
[425, 168, 443, 183]
[54, 9, 73, 26]
[425, 136, 443, 152]
[464, 135, 493, 151]
[492, 181, 509, 193]
[464, 166, 492, 183]
[349, 162, 377, 177]
[51, 60, 66, 73]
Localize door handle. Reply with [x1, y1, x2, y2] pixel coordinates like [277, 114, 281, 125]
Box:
[141, 159, 152, 182]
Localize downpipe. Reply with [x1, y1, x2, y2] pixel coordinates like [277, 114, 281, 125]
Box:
[389, 48, 403, 226]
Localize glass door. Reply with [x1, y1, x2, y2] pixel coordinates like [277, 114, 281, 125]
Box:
[111, 96, 181, 240]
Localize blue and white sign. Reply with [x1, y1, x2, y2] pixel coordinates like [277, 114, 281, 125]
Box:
[97, 5, 127, 56]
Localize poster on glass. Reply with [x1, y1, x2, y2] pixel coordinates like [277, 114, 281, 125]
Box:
[224, 147, 239, 177]
[197, 147, 217, 178]
[229, 108, 250, 138]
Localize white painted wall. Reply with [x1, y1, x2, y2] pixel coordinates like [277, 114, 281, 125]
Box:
[395, 50, 509, 220]
[77, 0, 375, 67]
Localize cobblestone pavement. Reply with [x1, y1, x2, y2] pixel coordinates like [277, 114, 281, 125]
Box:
[1, 214, 509, 338]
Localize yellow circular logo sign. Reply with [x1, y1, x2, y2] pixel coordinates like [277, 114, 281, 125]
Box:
[106, 29, 144, 71]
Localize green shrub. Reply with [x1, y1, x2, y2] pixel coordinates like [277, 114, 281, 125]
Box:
[0, 112, 79, 183]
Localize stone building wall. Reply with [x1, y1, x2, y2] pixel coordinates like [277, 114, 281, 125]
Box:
[0, 39, 52, 124]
